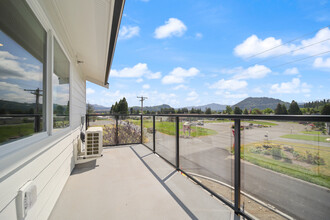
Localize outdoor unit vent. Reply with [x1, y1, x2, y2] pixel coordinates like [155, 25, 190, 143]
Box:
[85, 127, 103, 157]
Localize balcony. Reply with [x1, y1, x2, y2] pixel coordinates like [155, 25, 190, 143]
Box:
[52, 114, 330, 219]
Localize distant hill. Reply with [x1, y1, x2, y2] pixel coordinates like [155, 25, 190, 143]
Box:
[232, 97, 290, 110]
[185, 103, 226, 111]
[130, 104, 172, 112]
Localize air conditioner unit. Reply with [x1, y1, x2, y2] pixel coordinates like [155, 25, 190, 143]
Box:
[85, 127, 103, 157]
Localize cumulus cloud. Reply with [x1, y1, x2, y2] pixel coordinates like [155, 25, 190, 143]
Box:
[209, 79, 248, 91]
[86, 88, 95, 94]
[216, 91, 248, 99]
[154, 18, 187, 39]
[313, 57, 330, 68]
[136, 78, 143, 83]
[119, 26, 140, 39]
[173, 84, 188, 90]
[142, 84, 150, 89]
[110, 63, 161, 79]
[284, 67, 299, 75]
[234, 27, 330, 58]
[0, 81, 35, 103]
[186, 91, 199, 102]
[0, 50, 42, 81]
[270, 78, 311, 94]
[195, 33, 203, 39]
[232, 64, 271, 79]
[162, 67, 199, 84]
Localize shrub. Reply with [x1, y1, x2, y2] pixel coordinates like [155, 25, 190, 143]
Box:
[272, 146, 282, 160]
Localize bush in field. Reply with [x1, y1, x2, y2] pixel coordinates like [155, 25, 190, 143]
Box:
[283, 146, 294, 153]
[305, 151, 325, 165]
[283, 154, 293, 163]
[272, 146, 282, 160]
[103, 121, 142, 145]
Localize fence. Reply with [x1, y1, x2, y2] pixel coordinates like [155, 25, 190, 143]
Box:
[86, 113, 330, 219]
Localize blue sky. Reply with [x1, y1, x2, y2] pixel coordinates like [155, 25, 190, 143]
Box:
[86, 0, 330, 108]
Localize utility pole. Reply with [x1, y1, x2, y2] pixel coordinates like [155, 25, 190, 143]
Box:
[25, 88, 43, 132]
[137, 96, 148, 114]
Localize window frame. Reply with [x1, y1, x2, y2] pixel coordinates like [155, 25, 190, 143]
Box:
[0, 0, 73, 153]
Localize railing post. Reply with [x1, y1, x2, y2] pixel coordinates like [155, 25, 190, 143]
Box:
[115, 115, 119, 145]
[153, 115, 155, 152]
[141, 115, 143, 144]
[234, 119, 241, 215]
[85, 114, 88, 130]
[176, 116, 180, 170]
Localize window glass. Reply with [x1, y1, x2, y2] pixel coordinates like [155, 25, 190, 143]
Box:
[53, 39, 70, 130]
[0, 0, 46, 145]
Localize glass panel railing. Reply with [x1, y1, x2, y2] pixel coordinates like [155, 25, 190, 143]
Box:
[142, 116, 153, 150]
[241, 119, 330, 219]
[88, 115, 116, 146]
[155, 116, 176, 165]
[118, 116, 141, 145]
[179, 117, 234, 205]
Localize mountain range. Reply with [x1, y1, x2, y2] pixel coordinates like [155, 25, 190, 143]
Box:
[88, 97, 293, 112]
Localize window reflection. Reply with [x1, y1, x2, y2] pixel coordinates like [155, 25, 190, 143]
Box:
[53, 39, 70, 130]
[0, 0, 46, 145]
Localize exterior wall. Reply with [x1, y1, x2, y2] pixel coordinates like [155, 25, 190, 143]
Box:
[0, 1, 87, 220]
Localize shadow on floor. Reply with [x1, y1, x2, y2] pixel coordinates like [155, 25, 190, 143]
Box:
[71, 160, 98, 175]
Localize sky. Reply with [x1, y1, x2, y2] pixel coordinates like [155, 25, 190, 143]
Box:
[86, 0, 330, 108]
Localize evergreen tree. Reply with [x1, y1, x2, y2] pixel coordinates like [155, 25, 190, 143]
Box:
[205, 108, 212, 114]
[288, 100, 302, 115]
[234, 107, 242, 114]
[226, 106, 232, 114]
[282, 104, 288, 114]
[321, 103, 330, 115]
[243, 108, 249, 114]
[275, 103, 282, 114]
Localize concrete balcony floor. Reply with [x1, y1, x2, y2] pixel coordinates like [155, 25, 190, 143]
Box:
[49, 144, 236, 220]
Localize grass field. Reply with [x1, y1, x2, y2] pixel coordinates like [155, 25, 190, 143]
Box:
[281, 134, 330, 143]
[242, 140, 330, 188]
[137, 120, 217, 137]
[205, 119, 277, 126]
[301, 130, 324, 135]
[0, 123, 34, 144]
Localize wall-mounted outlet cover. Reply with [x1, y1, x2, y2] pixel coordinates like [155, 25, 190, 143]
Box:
[17, 181, 37, 220]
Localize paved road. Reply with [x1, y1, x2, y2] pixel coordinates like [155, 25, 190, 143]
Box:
[150, 121, 330, 219]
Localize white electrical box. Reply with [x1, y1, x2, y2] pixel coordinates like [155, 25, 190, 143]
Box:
[85, 127, 103, 157]
[17, 181, 37, 220]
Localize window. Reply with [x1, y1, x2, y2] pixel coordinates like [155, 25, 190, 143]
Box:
[0, 0, 47, 145]
[53, 39, 70, 130]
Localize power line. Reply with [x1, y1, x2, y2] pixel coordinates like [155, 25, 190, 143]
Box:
[241, 37, 330, 67]
[223, 24, 330, 68]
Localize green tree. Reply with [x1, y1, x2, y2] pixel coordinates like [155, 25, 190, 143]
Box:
[282, 104, 288, 114]
[275, 103, 282, 114]
[321, 103, 330, 115]
[263, 108, 273, 114]
[288, 100, 302, 115]
[251, 108, 262, 114]
[87, 103, 94, 114]
[110, 98, 128, 114]
[234, 107, 242, 114]
[205, 108, 212, 114]
[243, 108, 249, 114]
[226, 106, 232, 114]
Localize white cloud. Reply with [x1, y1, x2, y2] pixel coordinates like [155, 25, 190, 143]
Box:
[0, 81, 35, 103]
[162, 67, 199, 84]
[142, 84, 150, 89]
[284, 67, 299, 75]
[209, 79, 248, 91]
[173, 84, 188, 90]
[195, 33, 203, 39]
[313, 57, 330, 68]
[270, 78, 311, 94]
[234, 28, 330, 58]
[119, 26, 140, 40]
[136, 78, 143, 83]
[154, 18, 187, 39]
[253, 87, 263, 93]
[232, 64, 271, 79]
[86, 88, 95, 94]
[186, 91, 199, 102]
[110, 63, 161, 79]
[0, 50, 42, 81]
